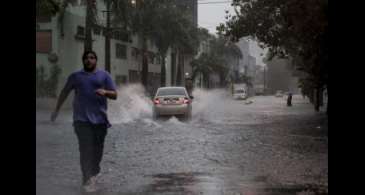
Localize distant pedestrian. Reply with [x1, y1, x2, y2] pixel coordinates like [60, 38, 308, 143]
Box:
[50, 51, 118, 192]
[287, 92, 293, 106]
[185, 77, 193, 97]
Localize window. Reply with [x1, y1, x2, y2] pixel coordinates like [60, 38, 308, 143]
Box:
[36, 30, 52, 53]
[156, 54, 161, 64]
[112, 31, 130, 42]
[131, 47, 139, 59]
[93, 26, 101, 35]
[75, 26, 85, 40]
[129, 70, 141, 83]
[116, 44, 127, 59]
[77, 26, 85, 36]
[148, 52, 155, 64]
[157, 88, 187, 96]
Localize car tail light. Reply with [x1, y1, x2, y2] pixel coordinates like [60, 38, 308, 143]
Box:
[183, 98, 190, 104]
[154, 99, 160, 104]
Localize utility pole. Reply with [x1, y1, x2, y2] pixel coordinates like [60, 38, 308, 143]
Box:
[263, 65, 266, 95]
[104, 0, 111, 73]
[84, 0, 95, 51]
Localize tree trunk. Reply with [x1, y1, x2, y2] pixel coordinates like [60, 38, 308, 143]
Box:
[206, 74, 210, 89]
[200, 73, 203, 88]
[105, 0, 111, 73]
[219, 72, 226, 87]
[160, 53, 166, 87]
[326, 86, 328, 116]
[141, 52, 148, 88]
[141, 37, 148, 89]
[315, 87, 321, 112]
[326, 94, 328, 115]
[171, 52, 176, 86]
[176, 53, 183, 86]
[309, 89, 314, 104]
[84, 0, 93, 51]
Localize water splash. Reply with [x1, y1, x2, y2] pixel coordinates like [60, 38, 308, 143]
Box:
[108, 86, 234, 126]
[191, 88, 233, 123]
[108, 84, 153, 124]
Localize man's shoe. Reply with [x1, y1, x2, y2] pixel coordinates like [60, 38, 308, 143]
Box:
[94, 173, 102, 183]
[83, 177, 98, 193]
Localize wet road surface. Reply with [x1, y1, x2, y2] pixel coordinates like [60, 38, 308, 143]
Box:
[36, 87, 328, 195]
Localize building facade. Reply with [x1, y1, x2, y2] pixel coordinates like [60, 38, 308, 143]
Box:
[36, 0, 197, 97]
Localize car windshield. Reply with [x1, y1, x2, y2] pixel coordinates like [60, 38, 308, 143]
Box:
[157, 88, 186, 96]
[235, 89, 245, 93]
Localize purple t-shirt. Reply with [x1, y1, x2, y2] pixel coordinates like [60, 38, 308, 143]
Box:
[64, 69, 117, 128]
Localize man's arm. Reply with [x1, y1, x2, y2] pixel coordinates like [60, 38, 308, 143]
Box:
[98, 72, 118, 100]
[105, 90, 117, 100]
[95, 89, 117, 100]
[55, 88, 72, 111]
[51, 87, 72, 122]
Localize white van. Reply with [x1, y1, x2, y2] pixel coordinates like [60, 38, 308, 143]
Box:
[233, 88, 247, 100]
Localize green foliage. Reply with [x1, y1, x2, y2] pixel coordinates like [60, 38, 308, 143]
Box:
[36, 0, 60, 17]
[191, 35, 242, 87]
[36, 64, 62, 98]
[220, 0, 328, 110]
[111, 0, 200, 87]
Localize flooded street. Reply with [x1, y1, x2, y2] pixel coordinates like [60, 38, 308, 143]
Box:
[36, 86, 328, 195]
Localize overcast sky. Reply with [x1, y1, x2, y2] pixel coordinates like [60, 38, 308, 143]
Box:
[198, 0, 267, 66]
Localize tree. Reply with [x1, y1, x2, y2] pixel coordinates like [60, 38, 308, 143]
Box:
[36, 0, 60, 18]
[84, 0, 97, 51]
[57, 0, 73, 37]
[149, 1, 197, 87]
[210, 37, 242, 86]
[198, 36, 242, 87]
[111, 0, 200, 89]
[111, 0, 170, 88]
[174, 11, 200, 86]
[190, 34, 242, 88]
[219, 0, 328, 112]
[191, 53, 213, 88]
[126, 0, 162, 88]
[57, 0, 97, 50]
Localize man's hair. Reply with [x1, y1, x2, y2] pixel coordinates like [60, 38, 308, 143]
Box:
[82, 50, 98, 61]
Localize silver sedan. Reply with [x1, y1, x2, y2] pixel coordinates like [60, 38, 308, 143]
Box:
[152, 87, 193, 120]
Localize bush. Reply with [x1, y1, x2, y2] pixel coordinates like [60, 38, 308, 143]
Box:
[36, 64, 61, 98]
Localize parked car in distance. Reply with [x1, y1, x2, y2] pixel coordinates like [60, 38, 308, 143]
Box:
[275, 90, 284, 97]
[233, 88, 248, 100]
